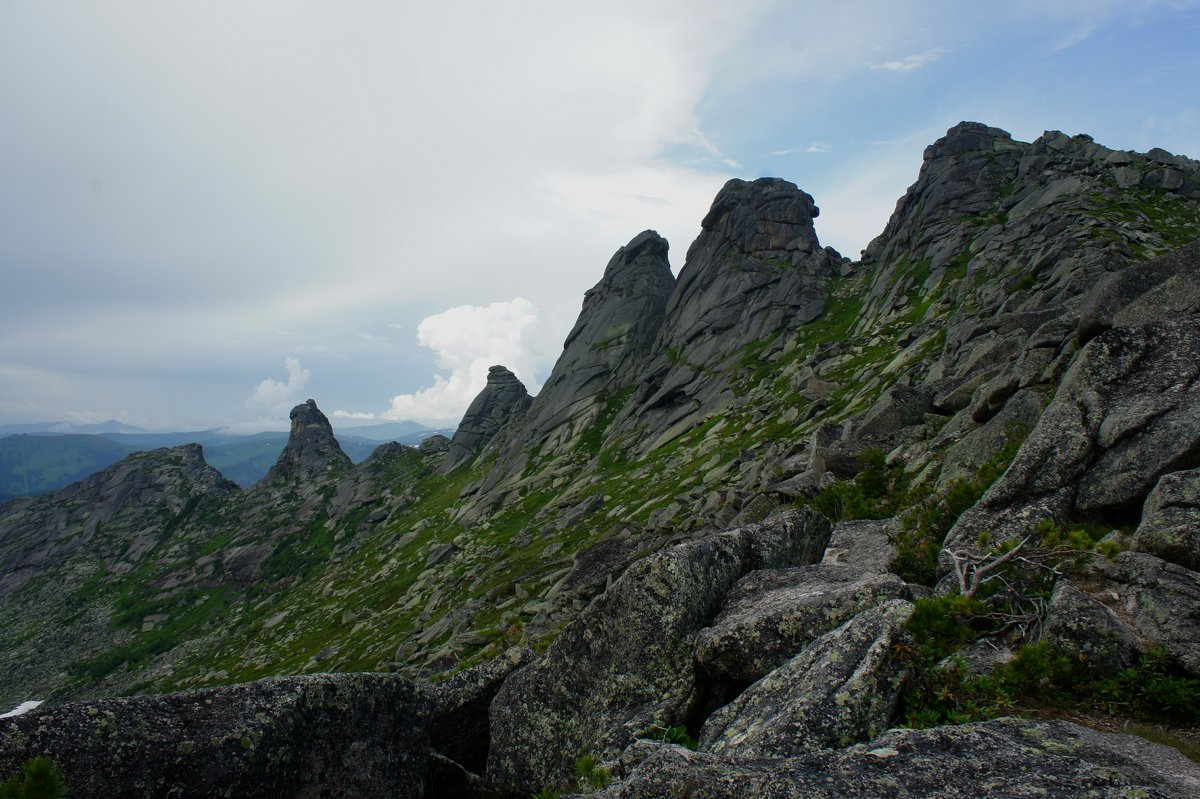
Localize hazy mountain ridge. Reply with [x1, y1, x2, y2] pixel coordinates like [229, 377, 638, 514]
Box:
[0, 423, 451, 498]
[3, 122, 1200, 796]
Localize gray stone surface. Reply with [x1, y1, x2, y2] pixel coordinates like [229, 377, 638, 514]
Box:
[0, 674, 430, 798]
[699, 599, 914, 758]
[1099, 551, 1200, 676]
[1135, 467, 1200, 570]
[513, 230, 675, 454]
[442, 365, 532, 473]
[947, 319, 1200, 552]
[611, 178, 843, 453]
[1043, 580, 1143, 676]
[585, 718, 1200, 798]
[485, 509, 832, 793]
[694, 567, 908, 685]
[1077, 238, 1200, 342]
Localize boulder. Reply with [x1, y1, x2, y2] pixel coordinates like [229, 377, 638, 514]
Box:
[0, 674, 429, 798]
[485, 509, 832, 792]
[699, 599, 914, 758]
[1043, 580, 1142, 676]
[1134, 467, 1200, 570]
[586, 718, 1200, 798]
[1098, 552, 1200, 676]
[426, 647, 532, 776]
[694, 568, 908, 685]
[946, 320, 1200, 552]
[992, 321, 1200, 515]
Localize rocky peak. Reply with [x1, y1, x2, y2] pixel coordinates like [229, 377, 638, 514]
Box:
[261, 399, 351, 485]
[442, 367, 532, 473]
[0, 444, 238, 598]
[696, 177, 821, 262]
[521, 231, 675, 441]
[608, 178, 843, 451]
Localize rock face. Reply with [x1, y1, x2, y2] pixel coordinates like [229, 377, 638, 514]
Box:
[442, 366, 532, 473]
[1098, 551, 1200, 674]
[485, 509, 832, 793]
[610, 179, 843, 452]
[589, 718, 1200, 798]
[1135, 466, 1200, 570]
[0, 674, 430, 798]
[700, 599, 914, 758]
[262, 399, 352, 485]
[947, 318, 1200, 551]
[518, 230, 674, 447]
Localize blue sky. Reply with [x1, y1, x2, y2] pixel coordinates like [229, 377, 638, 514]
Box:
[1, 1, 1198, 430]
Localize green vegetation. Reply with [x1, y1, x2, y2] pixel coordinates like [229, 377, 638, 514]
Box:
[574, 754, 611, 792]
[646, 724, 698, 750]
[0, 757, 67, 799]
[899, 595, 1200, 732]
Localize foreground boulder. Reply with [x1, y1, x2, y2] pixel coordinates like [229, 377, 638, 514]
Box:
[485, 509, 832, 793]
[587, 718, 1200, 798]
[0, 674, 429, 798]
[700, 599, 914, 758]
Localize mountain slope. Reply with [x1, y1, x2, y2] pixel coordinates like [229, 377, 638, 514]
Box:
[1, 122, 1198, 721]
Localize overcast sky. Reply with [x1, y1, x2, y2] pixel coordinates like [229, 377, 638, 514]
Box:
[2, 1, 1198, 431]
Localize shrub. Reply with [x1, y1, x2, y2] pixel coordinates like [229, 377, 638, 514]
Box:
[0, 756, 67, 799]
[574, 754, 611, 791]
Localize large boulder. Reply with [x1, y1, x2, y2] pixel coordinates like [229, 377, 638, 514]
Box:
[1043, 580, 1143, 676]
[586, 718, 1200, 798]
[485, 509, 832, 793]
[1077, 237, 1200, 342]
[1134, 467, 1200, 570]
[699, 599, 914, 758]
[0, 674, 429, 798]
[1098, 552, 1200, 676]
[694, 567, 908, 685]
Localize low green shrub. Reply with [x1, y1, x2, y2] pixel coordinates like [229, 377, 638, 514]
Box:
[0, 757, 67, 799]
[575, 754, 611, 791]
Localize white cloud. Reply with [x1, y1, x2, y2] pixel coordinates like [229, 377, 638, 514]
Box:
[246, 357, 311, 415]
[768, 142, 832, 156]
[332, 410, 376, 421]
[871, 46, 947, 73]
[375, 299, 554, 425]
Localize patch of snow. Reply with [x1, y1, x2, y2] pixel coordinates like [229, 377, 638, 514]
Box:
[0, 700, 43, 718]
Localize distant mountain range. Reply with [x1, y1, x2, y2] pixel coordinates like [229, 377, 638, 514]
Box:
[0, 421, 453, 501]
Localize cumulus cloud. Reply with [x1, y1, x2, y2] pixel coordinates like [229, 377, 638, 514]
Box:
[246, 357, 311, 415]
[361, 299, 554, 425]
[871, 47, 947, 73]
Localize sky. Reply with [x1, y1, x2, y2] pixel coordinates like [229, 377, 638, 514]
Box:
[2, 1, 1199, 432]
